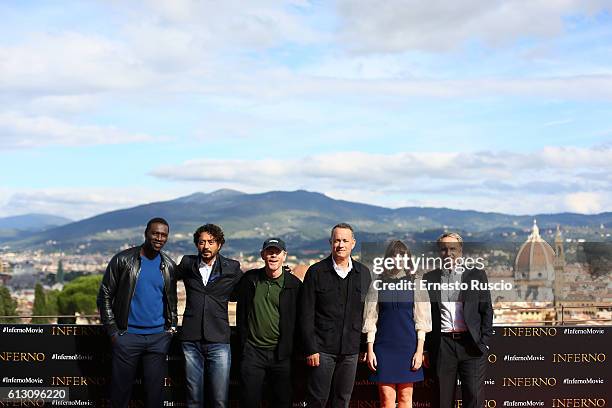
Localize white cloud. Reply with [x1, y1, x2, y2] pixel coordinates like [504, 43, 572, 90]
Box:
[336, 0, 609, 53]
[0, 32, 157, 95]
[0, 4, 323, 105]
[0, 188, 188, 220]
[149, 145, 612, 214]
[187, 72, 612, 102]
[564, 192, 604, 213]
[151, 145, 612, 184]
[0, 111, 160, 149]
[27, 94, 101, 115]
[135, 0, 322, 48]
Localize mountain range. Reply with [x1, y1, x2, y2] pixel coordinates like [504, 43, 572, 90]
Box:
[0, 213, 72, 241]
[1, 189, 610, 255]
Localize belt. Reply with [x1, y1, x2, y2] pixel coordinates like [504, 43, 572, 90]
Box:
[441, 331, 467, 340]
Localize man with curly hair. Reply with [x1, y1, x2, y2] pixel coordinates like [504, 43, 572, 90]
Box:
[177, 223, 242, 408]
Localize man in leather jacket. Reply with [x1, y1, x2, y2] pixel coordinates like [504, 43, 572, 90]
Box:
[97, 217, 177, 408]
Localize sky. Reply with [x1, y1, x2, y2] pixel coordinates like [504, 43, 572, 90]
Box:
[1, 0, 611, 220]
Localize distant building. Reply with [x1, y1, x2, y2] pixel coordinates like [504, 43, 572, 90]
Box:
[514, 220, 564, 302]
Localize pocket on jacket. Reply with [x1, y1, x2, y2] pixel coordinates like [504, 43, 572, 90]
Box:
[315, 287, 334, 303]
[316, 318, 335, 331]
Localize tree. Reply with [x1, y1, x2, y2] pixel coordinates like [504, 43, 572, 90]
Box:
[31, 282, 49, 323]
[46, 289, 60, 318]
[0, 286, 18, 323]
[56, 260, 65, 284]
[57, 274, 103, 324]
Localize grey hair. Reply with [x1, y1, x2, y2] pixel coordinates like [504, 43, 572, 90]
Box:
[436, 232, 464, 247]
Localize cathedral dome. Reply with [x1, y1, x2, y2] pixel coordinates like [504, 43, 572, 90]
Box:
[515, 220, 555, 281]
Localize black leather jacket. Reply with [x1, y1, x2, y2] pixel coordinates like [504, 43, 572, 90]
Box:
[97, 245, 177, 336]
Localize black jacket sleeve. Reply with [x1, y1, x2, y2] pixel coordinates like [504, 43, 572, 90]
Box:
[478, 269, 494, 349]
[300, 265, 318, 355]
[175, 256, 189, 281]
[227, 261, 242, 302]
[97, 254, 121, 337]
[166, 257, 178, 329]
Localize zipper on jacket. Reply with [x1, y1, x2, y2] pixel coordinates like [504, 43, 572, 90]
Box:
[160, 258, 172, 328]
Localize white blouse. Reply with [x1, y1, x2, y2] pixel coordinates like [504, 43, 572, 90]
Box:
[362, 271, 432, 343]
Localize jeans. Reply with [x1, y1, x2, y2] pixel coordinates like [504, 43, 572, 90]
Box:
[240, 342, 292, 408]
[182, 341, 231, 408]
[110, 331, 172, 408]
[305, 352, 358, 408]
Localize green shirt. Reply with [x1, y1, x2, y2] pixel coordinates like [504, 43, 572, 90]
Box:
[247, 270, 285, 349]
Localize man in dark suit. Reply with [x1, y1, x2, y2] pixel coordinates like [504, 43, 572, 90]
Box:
[300, 223, 371, 408]
[176, 224, 242, 408]
[423, 232, 493, 408]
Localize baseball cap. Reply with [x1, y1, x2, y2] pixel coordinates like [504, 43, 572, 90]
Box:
[262, 237, 286, 251]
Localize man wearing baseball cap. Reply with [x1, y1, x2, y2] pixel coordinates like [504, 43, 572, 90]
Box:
[235, 237, 302, 408]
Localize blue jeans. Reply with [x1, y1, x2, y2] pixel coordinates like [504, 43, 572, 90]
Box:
[182, 341, 231, 408]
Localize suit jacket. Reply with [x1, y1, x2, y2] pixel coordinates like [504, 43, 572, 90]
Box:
[300, 256, 371, 356]
[177, 253, 242, 342]
[423, 267, 493, 363]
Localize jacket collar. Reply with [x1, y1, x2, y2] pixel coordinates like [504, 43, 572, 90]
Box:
[136, 244, 170, 268]
[249, 267, 300, 289]
[324, 255, 360, 275]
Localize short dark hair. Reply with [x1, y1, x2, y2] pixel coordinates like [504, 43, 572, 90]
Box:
[145, 217, 169, 233]
[330, 222, 354, 239]
[193, 224, 225, 246]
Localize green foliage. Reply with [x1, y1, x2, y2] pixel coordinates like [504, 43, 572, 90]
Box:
[57, 274, 103, 324]
[0, 285, 18, 323]
[30, 283, 61, 324]
[31, 282, 48, 323]
[46, 290, 60, 316]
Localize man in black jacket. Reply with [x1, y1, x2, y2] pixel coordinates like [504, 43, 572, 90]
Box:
[423, 232, 494, 408]
[176, 224, 242, 408]
[97, 217, 177, 408]
[236, 237, 302, 408]
[300, 223, 371, 408]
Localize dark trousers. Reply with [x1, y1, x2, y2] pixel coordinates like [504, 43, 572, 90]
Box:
[110, 331, 172, 408]
[240, 342, 292, 408]
[435, 335, 487, 408]
[305, 352, 358, 408]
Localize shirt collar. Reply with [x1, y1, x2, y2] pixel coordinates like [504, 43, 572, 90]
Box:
[442, 265, 463, 276]
[199, 256, 217, 270]
[259, 267, 285, 286]
[332, 257, 353, 278]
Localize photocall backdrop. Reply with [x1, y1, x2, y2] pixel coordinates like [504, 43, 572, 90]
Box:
[0, 325, 608, 407]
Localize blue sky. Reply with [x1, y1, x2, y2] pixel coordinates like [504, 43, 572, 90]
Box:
[1, 0, 611, 219]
